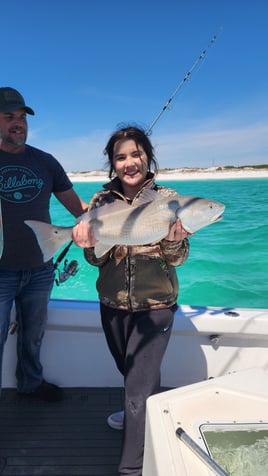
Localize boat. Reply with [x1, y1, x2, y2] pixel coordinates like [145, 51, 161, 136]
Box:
[1, 299, 268, 475]
[143, 368, 268, 476]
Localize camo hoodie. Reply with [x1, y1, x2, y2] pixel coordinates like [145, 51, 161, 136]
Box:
[84, 174, 189, 311]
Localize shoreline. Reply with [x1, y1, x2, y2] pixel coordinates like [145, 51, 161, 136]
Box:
[67, 168, 268, 182]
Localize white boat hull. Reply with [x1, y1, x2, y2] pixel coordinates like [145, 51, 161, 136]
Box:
[3, 299, 268, 389]
[143, 368, 268, 475]
[3, 299, 268, 475]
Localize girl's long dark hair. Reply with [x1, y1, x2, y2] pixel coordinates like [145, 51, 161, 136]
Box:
[104, 125, 158, 179]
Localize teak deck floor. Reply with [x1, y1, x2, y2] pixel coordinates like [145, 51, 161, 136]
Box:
[0, 387, 124, 476]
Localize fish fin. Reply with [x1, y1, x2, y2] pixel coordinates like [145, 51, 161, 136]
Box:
[25, 220, 72, 262]
[0, 200, 3, 260]
[86, 200, 131, 221]
[134, 189, 161, 206]
[94, 242, 113, 258]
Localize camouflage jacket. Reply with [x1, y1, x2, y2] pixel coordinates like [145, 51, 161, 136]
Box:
[84, 174, 189, 312]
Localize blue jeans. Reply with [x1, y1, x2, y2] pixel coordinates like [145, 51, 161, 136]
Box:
[0, 263, 55, 392]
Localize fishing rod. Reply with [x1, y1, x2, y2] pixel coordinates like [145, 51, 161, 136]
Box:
[146, 30, 221, 136]
[54, 240, 79, 286]
[53, 31, 221, 282]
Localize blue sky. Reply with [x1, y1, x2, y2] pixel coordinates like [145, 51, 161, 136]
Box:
[1, 1, 268, 171]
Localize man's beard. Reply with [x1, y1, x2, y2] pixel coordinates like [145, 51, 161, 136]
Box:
[0, 127, 27, 151]
[7, 134, 26, 147]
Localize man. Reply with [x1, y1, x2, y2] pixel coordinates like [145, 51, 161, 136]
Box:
[0, 87, 88, 401]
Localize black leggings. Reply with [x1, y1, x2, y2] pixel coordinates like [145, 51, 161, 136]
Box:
[100, 303, 176, 476]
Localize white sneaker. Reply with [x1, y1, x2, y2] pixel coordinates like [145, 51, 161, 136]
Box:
[107, 410, 124, 430]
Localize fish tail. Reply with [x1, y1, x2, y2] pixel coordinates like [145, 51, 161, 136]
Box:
[25, 220, 72, 262]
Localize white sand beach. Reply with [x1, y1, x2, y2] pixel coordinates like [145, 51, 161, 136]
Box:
[68, 167, 268, 182]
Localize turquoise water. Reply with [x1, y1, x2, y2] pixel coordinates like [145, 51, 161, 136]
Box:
[51, 178, 268, 309]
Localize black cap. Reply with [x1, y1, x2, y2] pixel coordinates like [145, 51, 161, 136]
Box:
[0, 87, 35, 115]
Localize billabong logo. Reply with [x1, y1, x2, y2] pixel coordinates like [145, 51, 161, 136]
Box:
[0, 165, 43, 203]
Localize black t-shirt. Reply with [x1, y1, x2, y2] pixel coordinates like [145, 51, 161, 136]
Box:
[0, 145, 72, 270]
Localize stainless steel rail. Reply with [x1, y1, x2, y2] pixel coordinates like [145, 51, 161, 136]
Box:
[176, 427, 229, 476]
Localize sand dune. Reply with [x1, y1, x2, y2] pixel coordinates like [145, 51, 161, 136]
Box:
[68, 167, 268, 182]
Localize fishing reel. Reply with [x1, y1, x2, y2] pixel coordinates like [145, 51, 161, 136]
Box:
[55, 259, 79, 286]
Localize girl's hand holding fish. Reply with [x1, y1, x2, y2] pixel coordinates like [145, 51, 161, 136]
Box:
[72, 221, 97, 248]
[165, 220, 193, 242]
[71, 218, 192, 249]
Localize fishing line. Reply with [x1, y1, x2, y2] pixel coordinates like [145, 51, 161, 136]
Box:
[146, 29, 222, 135]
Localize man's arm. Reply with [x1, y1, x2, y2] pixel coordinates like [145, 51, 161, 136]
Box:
[55, 189, 88, 218]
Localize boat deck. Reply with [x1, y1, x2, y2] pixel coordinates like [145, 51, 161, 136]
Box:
[0, 387, 124, 476]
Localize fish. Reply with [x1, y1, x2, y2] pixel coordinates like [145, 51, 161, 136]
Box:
[24, 189, 225, 263]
